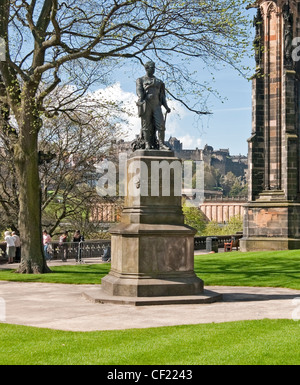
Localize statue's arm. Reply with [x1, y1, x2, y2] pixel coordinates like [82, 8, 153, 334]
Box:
[136, 78, 145, 102]
[160, 82, 171, 113]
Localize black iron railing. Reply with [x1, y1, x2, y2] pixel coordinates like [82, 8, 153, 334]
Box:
[194, 234, 243, 250]
[48, 240, 111, 261]
[0, 234, 243, 264]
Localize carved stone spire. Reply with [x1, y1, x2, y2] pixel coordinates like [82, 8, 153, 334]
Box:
[241, 0, 300, 252]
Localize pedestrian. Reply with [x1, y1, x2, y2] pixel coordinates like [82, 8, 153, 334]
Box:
[73, 230, 84, 262]
[73, 230, 84, 243]
[43, 230, 52, 261]
[12, 231, 21, 263]
[59, 231, 69, 261]
[4, 231, 15, 264]
[102, 244, 111, 262]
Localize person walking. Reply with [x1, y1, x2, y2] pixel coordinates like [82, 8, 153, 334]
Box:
[73, 230, 84, 243]
[73, 230, 84, 262]
[4, 231, 15, 264]
[43, 230, 52, 261]
[59, 231, 69, 262]
[12, 231, 21, 263]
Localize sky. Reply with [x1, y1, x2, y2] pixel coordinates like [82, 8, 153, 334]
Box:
[194, 67, 253, 156]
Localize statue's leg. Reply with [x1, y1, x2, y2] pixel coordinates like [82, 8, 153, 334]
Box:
[140, 115, 148, 149]
[142, 105, 155, 149]
[143, 129, 151, 150]
[157, 129, 169, 150]
[154, 106, 169, 150]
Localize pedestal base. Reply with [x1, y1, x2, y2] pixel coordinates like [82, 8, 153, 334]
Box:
[83, 287, 222, 306]
[241, 200, 300, 251]
[101, 223, 204, 298]
[102, 271, 204, 298]
[240, 237, 300, 251]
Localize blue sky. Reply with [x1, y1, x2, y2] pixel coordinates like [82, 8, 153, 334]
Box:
[195, 66, 253, 156]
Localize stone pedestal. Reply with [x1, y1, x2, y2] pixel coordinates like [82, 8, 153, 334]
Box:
[103, 223, 202, 297]
[94, 150, 221, 305]
[240, 193, 300, 251]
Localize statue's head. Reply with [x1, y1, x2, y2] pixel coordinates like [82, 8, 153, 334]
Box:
[144, 61, 155, 76]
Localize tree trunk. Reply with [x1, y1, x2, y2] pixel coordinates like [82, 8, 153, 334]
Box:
[14, 109, 51, 274]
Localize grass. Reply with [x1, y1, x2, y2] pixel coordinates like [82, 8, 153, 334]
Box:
[0, 250, 300, 289]
[195, 250, 300, 290]
[0, 251, 300, 365]
[0, 320, 299, 365]
[0, 263, 110, 284]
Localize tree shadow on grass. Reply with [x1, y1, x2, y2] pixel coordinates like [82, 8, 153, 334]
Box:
[194, 255, 300, 290]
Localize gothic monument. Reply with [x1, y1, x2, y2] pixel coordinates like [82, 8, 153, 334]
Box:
[241, 0, 300, 251]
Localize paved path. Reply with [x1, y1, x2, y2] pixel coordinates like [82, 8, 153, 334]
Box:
[1, 280, 300, 332]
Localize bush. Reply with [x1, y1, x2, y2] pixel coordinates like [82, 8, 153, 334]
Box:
[182, 202, 207, 235]
[201, 215, 243, 236]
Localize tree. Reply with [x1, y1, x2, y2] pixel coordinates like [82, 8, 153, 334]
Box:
[202, 214, 243, 236]
[220, 171, 247, 197]
[229, 179, 248, 197]
[183, 200, 207, 236]
[0, 133, 19, 232]
[223, 215, 243, 234]
[203, 164, 221, 191]
[0, 0, 251, 273]
[202, 220, 221, 236]
[0, 89, 125, 235]
[39, 90, 125, 236]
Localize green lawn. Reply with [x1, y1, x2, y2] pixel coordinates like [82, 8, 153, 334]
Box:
[1, 250, 300, 365]
[0, 250, 300, 289]
[195, 250, 300, 290]
[0, 320, 299, 365]
[0, 263, 110, 284]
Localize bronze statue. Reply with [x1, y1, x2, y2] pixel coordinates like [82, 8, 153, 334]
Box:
[283, 1, 294, 69]
[253, 7, 263, 72]
[133, 61, 171, 151]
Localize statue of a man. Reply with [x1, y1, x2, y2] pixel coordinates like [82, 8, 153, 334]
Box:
[283, 1, 294, 69]
[136, 61, 171, 150]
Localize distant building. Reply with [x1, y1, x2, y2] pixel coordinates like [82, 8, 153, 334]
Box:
[166, 138, 248, 180]
[110, 137, 248, 201]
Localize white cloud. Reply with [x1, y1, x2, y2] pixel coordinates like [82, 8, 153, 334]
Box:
[89, 83, 210, 152]
[177, 134, 202, 149]
[90, 83, 193, 142]
[92, 83, 140, 140]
